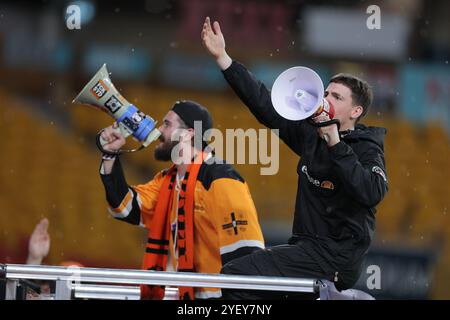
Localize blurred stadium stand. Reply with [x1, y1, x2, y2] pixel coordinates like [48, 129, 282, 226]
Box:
[0, 0, 449, 299]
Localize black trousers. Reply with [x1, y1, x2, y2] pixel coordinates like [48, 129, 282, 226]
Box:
[221, 243, 336, 300]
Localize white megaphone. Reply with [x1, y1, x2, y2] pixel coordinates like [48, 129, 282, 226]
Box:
[73, 64, 161, 155]
[271, 66, 339, 129]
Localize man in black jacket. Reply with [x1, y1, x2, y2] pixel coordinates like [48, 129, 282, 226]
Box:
[202, 17, 388, 299]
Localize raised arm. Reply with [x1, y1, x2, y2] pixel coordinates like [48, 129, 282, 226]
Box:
[201, 16, 232, 71]
[201, 17, 308, 155]
[98, 124, 162, 227]
[27, 218, 50, 265]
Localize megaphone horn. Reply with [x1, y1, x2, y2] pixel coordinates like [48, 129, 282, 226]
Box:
[73, 64, 161, 155]
[271, 66, 340, 129]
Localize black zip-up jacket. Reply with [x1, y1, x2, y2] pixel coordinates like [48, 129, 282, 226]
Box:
[223, 61, 388, 286]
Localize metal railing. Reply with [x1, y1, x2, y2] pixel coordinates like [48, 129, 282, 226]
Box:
[72, 284, 179, 300]
[73, 284, 140, 300]
[1, 263, 320, 300]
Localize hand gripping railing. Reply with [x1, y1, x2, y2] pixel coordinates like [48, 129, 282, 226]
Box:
[1, 263, 320, 300]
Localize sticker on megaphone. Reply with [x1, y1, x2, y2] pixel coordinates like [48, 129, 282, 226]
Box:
[73, 64, 161, 155]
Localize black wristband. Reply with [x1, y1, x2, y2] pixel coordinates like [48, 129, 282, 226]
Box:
[102, 153, 117, 161]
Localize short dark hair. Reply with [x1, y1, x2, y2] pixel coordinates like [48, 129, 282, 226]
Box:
[329, 74, 373, 122]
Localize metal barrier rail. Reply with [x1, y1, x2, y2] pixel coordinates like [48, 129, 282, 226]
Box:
[73, 284, 141, 300]
[1, 263, 319, 300]
[72, 284, 179, 300]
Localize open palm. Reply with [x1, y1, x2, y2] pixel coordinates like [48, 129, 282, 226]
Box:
[201, 17, 226, 59]
[28, 218, 50, 262]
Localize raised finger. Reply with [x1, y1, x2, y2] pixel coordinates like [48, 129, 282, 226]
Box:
[213, 21, 222, 35]
[205, 16, 213, 33]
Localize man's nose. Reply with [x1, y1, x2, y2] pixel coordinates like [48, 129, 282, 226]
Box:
[157, 126, 166, 139]
[324, 97, 335, 108]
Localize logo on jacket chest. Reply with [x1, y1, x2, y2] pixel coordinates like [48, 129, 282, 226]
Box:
[301, 165, 335, 190]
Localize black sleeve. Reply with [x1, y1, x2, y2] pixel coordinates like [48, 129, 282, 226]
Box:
[99, 158, 141, 225]
[328, 141, 388, 208]
[100, 158, 128, 208]
[222, 60, 309, 155]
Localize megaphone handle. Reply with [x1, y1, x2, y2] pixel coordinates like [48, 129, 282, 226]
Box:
[307, 118, 341, 144]
[96, 125, 131, 156]
[308, 118, 341, 131]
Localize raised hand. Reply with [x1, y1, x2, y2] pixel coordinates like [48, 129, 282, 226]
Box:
[201, 17, 232, 70]
[100, 122, 126, 153]
[27, 218, 50, 265]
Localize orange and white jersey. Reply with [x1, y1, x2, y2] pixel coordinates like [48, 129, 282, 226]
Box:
[100, 157, 265, 299]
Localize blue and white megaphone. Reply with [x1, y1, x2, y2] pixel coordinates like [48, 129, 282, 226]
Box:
[73, 64, 161, 155]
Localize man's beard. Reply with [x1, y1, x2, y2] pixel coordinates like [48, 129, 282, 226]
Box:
[154, 138, 179, 161]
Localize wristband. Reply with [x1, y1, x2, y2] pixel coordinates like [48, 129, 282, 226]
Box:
[102, 153, 117, 161]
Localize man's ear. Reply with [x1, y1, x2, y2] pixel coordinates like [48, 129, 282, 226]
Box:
[181, 128, 195, 142]
[188, 128, 195, 139]
[351, 105, 363, 120]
